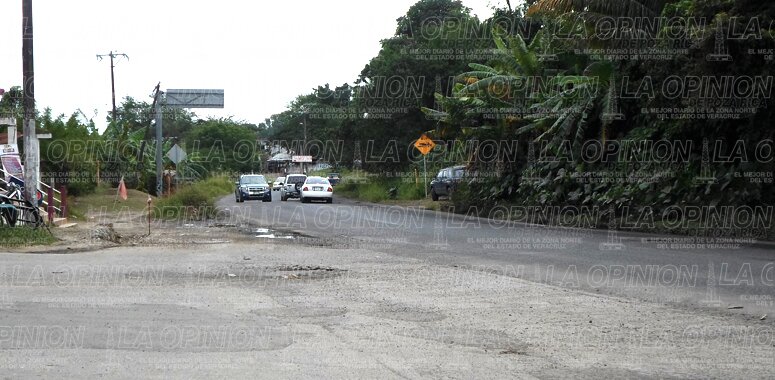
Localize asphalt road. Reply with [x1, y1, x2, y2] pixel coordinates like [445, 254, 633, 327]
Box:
[0, 192, 772, 377]
[218, 190, 775, 317]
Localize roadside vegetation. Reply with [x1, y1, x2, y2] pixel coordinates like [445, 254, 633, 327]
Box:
[68, 185, 154, 220]
[1, 0, 772, 235]
[264, 0, 774, 238]
[309, 168, 425, 203]
[153, 176, 233, 220]
[0, 227, 58, 248]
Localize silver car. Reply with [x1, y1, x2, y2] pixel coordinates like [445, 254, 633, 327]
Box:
[280, 174, 307, 201]
[272, 176, 285, 191]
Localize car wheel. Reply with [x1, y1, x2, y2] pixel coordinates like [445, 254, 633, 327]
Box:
[236, 193, 243, 203]
[431, 189, 439, 201]
[281, 195, 287, 201]
[326, 198, 333, 204]
[300, 197, 307, 204]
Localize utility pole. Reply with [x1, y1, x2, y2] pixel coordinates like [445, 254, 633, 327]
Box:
[155, 90, 163, 197]
[22, 0, 38, 202]
[96, 51, 128, 129]
[299, 117, 308, 173]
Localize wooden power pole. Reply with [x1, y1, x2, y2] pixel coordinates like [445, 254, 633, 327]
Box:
[97, 51, 128, 130]
[22, 0, 38, 202]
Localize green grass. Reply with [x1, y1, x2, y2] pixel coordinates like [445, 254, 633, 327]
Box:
[69, 185, 156, 221]
[0, 227, 57, 248]
[154, 176, 233, 220]
[335, 169, 427, 203]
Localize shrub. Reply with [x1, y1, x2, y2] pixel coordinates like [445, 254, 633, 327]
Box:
[154, 176, 233, 220]
[397, 181, 425, 200]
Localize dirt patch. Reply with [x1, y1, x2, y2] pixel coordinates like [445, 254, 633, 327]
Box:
[10, 206, 303, 253]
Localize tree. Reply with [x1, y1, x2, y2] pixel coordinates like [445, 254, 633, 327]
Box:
[38, 109, 101, 195]
[527, 0, 666, 19]
[185, 118, 261, 174]
[0, 86, 24, 121]
[352, 0, 494, 171]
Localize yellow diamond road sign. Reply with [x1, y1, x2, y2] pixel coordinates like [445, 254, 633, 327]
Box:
[414, 134, 436, 155]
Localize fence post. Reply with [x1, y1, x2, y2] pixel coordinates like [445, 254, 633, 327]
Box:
[59, 186, 68, 218]
[47, 186, 54, 224]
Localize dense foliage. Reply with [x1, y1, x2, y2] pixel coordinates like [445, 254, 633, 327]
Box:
[3, 0, 773, 235]
[1, 90, 260, 196]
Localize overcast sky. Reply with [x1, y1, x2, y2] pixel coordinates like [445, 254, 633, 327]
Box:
[0, 0, 502, 132]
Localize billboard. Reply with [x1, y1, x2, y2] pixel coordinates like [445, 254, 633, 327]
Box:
[1, 144, 23, 182]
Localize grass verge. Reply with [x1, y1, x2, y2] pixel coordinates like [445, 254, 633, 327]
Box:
[69, 185, 154, 221]
[153, 176, 234, 220]
[0, 227, 58, 248]
[333, 169, 428, 203]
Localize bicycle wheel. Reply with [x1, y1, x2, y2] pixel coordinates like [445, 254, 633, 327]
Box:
[0, 203, 17, 227]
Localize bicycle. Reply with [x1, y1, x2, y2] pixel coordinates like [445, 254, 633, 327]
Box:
[0, 182, 48, 232]
[0, 196, 18, 227]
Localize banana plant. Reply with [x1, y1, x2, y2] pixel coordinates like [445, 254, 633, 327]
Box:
[516, 60, 616, 158]
[122, 127, 208, 189]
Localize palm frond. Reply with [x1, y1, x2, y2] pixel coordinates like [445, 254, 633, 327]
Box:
[460, 75, 518, 94]
[468, 63, 499, 74]
[455, 71, 499, 83]
[516, 119, 549, 136]
[527, 0, 665, 19]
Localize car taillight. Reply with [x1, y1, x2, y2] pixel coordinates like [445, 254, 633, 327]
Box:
[327, 187, 333, 192]
[303, 187, 308, 191]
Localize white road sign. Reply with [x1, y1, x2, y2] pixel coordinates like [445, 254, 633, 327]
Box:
[166, 144, 187, 164]
[166, 89, 224, 108]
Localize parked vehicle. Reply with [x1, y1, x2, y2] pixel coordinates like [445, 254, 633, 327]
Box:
[235, 174, 272, 203]
[327, 173, 340, 186]
[430, 165, 466, 201]
[280, 174, 307, 201]
[272, 176, 285, 191]
[300, 176, 333, 203]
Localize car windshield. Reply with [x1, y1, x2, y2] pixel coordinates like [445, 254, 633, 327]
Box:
[286, 176, 306, 184]
[306, 178, 329, 185]
[241, 176, 267, 185]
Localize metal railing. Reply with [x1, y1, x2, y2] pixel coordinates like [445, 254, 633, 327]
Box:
[0, 168, 62, 217]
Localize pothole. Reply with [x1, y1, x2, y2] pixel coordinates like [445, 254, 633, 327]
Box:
[276, 265, 337, 272]
[243, 227, 302, 240]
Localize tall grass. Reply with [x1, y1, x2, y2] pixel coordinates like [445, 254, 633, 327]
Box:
[335, 170, 426, 202]
[154, 176, 233, 219]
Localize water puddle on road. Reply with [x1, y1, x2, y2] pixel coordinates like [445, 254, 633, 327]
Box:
[249, 227, 298, 240]
[174, 223, 300, 241]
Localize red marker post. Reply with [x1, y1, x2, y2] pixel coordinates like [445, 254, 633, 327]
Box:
[47, 186, 54, 225]
[147, 196, 152, 235]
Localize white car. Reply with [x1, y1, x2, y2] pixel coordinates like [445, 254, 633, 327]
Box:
[272, 176, 285, 191]
[300, 176, 333, 203]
